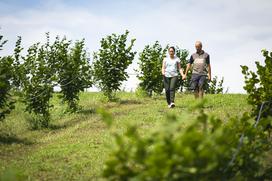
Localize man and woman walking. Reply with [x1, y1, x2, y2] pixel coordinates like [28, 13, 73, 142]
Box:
[162, 41, 211, 108]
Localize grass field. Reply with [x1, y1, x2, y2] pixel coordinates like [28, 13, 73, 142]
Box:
[0, 93, 255, 180]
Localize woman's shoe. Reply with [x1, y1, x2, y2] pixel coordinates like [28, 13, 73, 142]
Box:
[170, 103, 175, 108]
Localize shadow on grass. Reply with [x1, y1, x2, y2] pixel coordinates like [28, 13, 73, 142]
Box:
[47, 108, 97, 130]
[119, 99, 142, 105]
[77, 108, 97, 115]
[0, 134, 33, 145]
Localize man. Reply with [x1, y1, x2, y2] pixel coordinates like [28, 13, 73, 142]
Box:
[184, 41, 211, 99]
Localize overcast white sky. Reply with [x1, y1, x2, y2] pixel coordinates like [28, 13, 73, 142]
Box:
[1, 0, 272, 93]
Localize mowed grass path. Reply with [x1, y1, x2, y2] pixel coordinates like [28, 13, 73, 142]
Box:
[0, 93, 251, 180]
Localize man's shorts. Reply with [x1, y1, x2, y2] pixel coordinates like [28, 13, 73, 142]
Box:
[190, 74, 207, 90]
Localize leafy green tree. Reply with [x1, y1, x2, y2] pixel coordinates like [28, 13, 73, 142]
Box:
[10, 33, 92, 127]
[21, 33, 58, 128]
[12, 36, 24, 92]
[57, 38, 92, 112]
[137, 41, 167, 96]
[0, 35, 15, 120]
[92, 30, 136, 100]
[241, 49, 272, 117]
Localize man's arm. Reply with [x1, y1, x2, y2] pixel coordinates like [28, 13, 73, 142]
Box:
[184, 63, 191, 80]
[208, 64, 211, 80]
[207, 55, 211, 80]
[183, 55, 193, 80]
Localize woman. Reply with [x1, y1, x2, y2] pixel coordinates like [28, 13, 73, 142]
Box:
[162, 46, 185, 108]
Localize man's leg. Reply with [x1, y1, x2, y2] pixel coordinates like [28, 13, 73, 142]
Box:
[169, 76, 178, 104]
[198, 75, 207, 99]
[163, 76, 171, 105]
[198, 88, 204, 98]
[194, 89, 199, 99]
[191, 74, 199, 99]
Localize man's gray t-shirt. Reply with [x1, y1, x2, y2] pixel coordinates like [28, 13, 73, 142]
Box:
[189, 51, 210, 75]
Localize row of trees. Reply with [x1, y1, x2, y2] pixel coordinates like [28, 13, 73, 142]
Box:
[1, 30, 224, 127]
[1, 33, 92, 128]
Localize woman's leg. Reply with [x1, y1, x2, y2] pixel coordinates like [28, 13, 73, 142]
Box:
[169, 76, 178, 104]
[163, 76, 171, 105]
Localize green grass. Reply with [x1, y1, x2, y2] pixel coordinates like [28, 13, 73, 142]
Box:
[0, 93, 253, 180]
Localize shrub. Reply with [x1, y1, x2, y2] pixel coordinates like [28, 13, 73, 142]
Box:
[102, 102, 272, 180]
[92, 30, 136, 101]
[137, 41, 167, 96]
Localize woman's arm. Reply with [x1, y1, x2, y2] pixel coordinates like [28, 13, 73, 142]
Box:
[162, 59, 166, 75]
[183, 63, 191, 80]
[177, 62, 184, 77]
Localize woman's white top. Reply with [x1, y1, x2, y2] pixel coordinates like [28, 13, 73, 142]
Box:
[163, 56, 180, 77]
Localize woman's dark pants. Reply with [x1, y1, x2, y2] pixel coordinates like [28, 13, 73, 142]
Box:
[163, 76, 178, 105]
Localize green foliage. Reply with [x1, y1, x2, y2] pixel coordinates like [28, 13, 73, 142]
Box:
[135, 86, 149, 98]
[241, 49, 272, 117]
[12, 36, 24, 91]
[205, 76, 224, 94]
[8, 33, 92, 127]
[97, 107, 113, 127]
[137, 41, 167, 96]
[103, 102, 272, 180]
[0, 35, 8, 50]
[175, 46, 190, 92]
[56, 38, 92, 112]
[92, 30, 136, 101]
[21, 34, 56, 127]
[0, 35, 15, 121]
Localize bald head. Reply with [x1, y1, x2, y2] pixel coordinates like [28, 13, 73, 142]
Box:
[195, 41, 203, 53]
